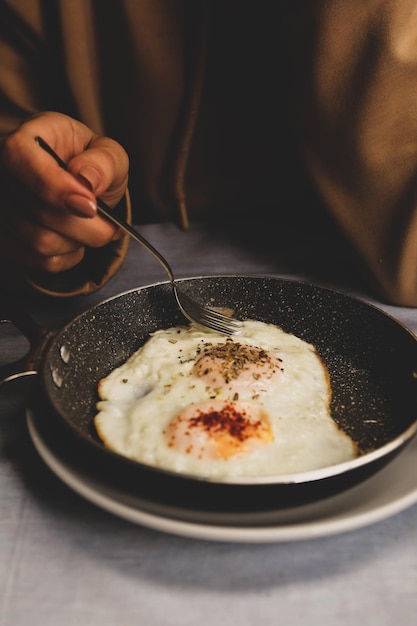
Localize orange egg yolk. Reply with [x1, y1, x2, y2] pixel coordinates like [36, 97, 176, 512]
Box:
[164, 400, 274, 460]
[192, 340, 283, 394]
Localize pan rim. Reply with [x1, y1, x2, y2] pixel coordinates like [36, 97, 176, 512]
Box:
[52, 273, 417, 345]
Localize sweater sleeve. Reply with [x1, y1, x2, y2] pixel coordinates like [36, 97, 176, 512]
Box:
[286, 0, 417, 306]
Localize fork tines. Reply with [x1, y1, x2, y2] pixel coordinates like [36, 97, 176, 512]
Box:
[174, 288, 242, 336]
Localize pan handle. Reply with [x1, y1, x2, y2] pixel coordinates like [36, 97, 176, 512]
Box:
[0, 298, 54, 385]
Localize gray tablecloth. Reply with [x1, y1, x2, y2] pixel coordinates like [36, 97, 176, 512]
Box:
[1, 220, 417, 625]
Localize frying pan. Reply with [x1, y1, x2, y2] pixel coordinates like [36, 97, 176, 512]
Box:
[2, 275, 417, 518]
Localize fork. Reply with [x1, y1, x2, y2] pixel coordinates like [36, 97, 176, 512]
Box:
[35, 137, 242, 335]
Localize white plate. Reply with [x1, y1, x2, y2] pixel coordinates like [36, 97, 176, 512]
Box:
[27, 408, 417, 543]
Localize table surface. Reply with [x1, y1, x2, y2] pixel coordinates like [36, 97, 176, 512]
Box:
[1, 220, 417, 626]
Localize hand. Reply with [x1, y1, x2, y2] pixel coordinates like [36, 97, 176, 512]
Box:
[0, 111, 129, 274]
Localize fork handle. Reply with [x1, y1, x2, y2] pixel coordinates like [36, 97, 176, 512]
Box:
[35, 136, 175, 283]
[95, 198, 174, 283]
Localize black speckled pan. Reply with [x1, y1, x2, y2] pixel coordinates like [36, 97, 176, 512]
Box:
[4, 276, 417, 515]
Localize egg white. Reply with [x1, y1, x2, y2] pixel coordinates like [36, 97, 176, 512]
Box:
[94, 320, 357, 478]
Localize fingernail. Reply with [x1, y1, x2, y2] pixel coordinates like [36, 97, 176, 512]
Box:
[78, 165, 102, 192]
[65, 194, 97, 217]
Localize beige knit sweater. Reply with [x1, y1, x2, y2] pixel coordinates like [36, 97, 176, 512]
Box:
[2, 0, 417, 305]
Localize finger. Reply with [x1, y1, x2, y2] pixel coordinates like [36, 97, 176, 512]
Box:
[68, 137, 129, 205]
[2, 112, 129, 215]
[0, 223, 86, 273]
[0, 177, 120, 251]
[1, 114, 98, 217]
[32, 206, 120, 248]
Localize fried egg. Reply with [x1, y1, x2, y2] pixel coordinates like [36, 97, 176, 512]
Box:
[94, 320, 357, 478]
